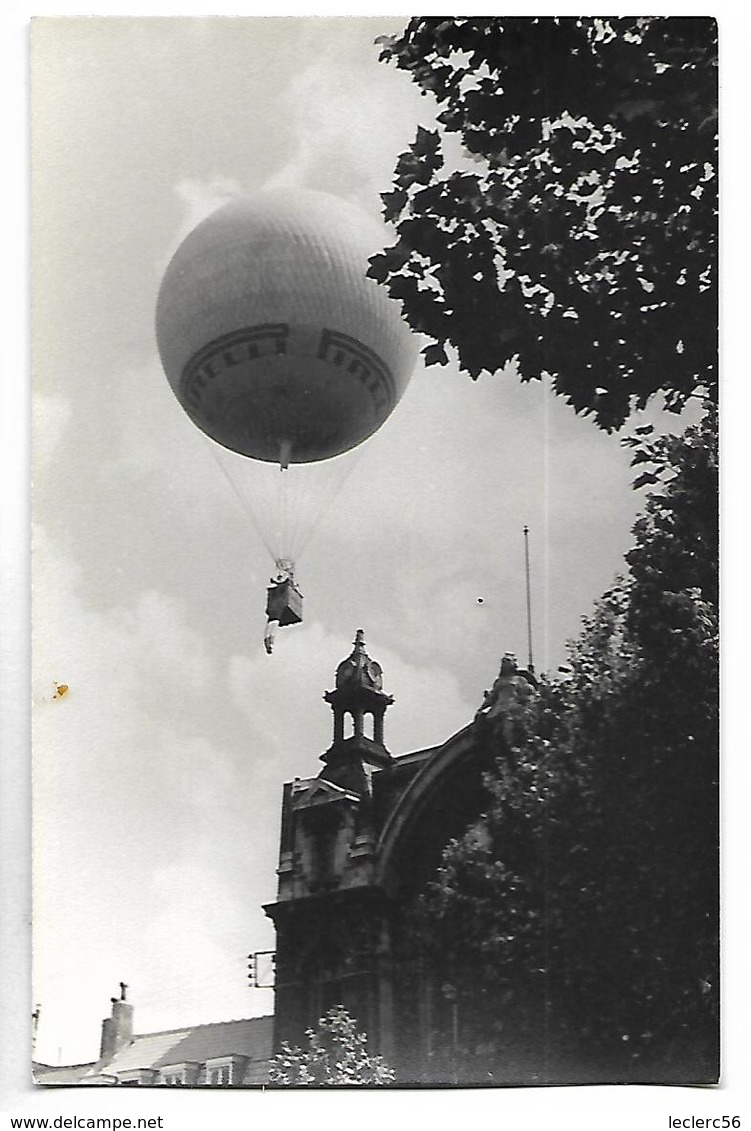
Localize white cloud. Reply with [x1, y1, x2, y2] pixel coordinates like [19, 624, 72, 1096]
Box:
[262, 34, 434, 213]
[31, 527, 271, 1063]
[158, 176, 244, 271]
[174, 176, 241, 228]
[229, 619, 475, 762]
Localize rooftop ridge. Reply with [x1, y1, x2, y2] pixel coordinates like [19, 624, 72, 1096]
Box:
[116, 1015, 273, 1043]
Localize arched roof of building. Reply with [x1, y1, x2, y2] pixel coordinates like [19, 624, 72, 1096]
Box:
[375, 721, 493, 898]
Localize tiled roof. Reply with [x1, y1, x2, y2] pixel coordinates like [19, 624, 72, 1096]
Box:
[87, 1017, 273, 1080]
[93, 1030, 192, 1075]
[152, 1017, 273, 1067]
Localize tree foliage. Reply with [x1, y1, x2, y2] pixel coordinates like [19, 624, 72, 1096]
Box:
[411, 408, 718, 1080]
[268, 1007, 395, 1086]
[372, 18, 718, 430]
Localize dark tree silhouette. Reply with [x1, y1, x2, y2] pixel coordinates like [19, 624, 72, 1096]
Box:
[410, 409, 718, 1082]
[372, 17, 717, 431]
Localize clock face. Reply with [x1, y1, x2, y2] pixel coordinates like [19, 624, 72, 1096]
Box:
[367, 660, 383, 687]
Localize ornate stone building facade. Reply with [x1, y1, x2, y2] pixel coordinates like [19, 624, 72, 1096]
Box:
[264, 630, 535, 1084]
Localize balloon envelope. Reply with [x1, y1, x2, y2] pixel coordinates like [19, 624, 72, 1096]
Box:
[156, 189, 417, 464]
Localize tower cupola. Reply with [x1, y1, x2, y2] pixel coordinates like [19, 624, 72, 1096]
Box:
[320, 630, 394, 790]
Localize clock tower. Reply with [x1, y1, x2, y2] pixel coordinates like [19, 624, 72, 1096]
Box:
[264, 630, 399, 1057]
[320, 629, 394, 794]
[264, 632, 534, 1080]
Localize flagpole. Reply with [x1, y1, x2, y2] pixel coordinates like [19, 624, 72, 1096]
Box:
[523, 525, 534, 671]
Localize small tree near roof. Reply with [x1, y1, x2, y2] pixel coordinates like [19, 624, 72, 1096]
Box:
[269, 1007, 395, 1086]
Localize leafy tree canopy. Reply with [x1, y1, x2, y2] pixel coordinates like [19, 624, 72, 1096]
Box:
[268, 1007, 395, 1086]
[410, 407, 718, 1080]
[372, 18, 717, 431]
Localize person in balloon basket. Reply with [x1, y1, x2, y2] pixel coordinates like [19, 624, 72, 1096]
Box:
[264, 559, 303, 654]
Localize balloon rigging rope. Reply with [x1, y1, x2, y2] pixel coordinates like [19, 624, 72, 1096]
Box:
[294, 443, 369, 564]
[205, 439, 277, 563]
[204, 434, 371, 572]
[279, 465, 290, 562]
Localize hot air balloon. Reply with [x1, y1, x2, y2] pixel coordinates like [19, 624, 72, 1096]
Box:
[155, 188, 417, 649]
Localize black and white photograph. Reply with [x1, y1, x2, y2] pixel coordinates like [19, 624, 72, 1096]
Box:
[5, 6, 742, 1120]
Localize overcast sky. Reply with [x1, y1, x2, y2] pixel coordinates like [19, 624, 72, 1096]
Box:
[30, 16, 707, 1067]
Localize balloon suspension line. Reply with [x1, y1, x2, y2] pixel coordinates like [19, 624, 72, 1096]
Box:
[277, 439, 292, 566]
[206, 439, 277, 562]
[293, 442, 369, 564]
[278, 466, 289, 563]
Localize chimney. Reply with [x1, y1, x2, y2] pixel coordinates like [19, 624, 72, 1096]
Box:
[99, 983, 133, 1061]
